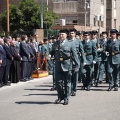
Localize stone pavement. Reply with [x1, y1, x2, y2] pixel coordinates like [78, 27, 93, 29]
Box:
[0, 75, 120, 120]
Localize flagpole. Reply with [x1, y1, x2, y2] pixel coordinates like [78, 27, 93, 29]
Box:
[6, 0, 10, 36]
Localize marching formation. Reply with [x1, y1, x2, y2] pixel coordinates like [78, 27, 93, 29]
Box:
[41, 28, 120, 105]
[1, 28, 120, 105]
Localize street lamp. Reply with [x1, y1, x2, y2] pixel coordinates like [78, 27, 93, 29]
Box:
[84, 0, 90, 31]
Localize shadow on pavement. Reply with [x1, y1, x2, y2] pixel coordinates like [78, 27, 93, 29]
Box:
[24, 93, 57, 96]
[35, 85, 52, 87]
[24, 88, 51, 91]
[15, 101, 53, 105]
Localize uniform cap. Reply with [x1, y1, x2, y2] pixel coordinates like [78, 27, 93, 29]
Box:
[83, 31, 90, 35]
[101, 31, 108, 35]
[110, 29, 118, 34]
[69, 28, 77, 33]
[59, 29, 69, 34]
[91, 30, 98, 35]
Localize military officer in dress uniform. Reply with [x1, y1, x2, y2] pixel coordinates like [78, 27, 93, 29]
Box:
[69, 28, 85, 96]
[41, 39, 49, 70]
[81, 32, 97, 91]
[95, 32, 108, 86]
[106, 29, 120, 91]
[50, 29, 80, 105]
[47, 37, 54, 75]
[91, 31, 99, 85]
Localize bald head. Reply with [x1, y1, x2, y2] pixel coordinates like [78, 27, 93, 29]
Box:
[0, 38, 4, 45]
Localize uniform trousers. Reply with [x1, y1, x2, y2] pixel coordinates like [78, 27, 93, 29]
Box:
[55, 69, 72, 101]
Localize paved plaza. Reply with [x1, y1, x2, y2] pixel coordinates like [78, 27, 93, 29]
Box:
[0, 75, 120, 120]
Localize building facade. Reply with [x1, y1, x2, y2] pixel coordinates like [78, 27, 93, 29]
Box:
[0, 0, 120, 32]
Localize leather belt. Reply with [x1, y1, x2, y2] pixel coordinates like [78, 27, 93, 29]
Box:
[84, 53, 92, 56]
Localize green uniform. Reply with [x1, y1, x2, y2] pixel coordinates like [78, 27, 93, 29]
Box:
[48, 43, 54, 75]
[41, 44, 49, 70]
[81, 39, 97, 90]
[71, 38, 85, 94]
[51, 39, 80, 101]
[106, 39, 120, 90]
[96, 39, 108, 85]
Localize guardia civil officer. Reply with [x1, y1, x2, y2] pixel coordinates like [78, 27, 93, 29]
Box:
[50, 29, 80, 105]
[91, 30, 99, 84]
[95, 32, 108, 86]
[69, 28, 85, 96]
[106, 29, 120, 91]
[41, 39, 49, 70]
[81, 32, 97, 91]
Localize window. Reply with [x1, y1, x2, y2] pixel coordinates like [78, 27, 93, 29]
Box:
[114, 0, 116, 9]
[101, 0, 104, 5]
[114, 19, 116, 28]
[94, 18, 96, 26]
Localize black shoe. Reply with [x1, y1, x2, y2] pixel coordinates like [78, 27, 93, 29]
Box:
[95, 83, 98, 87]
[81, 86, 85, 90]
[0, 84, 4, 88]
[107, 86, 114, 91]
[50, 87, 55, 91]
[54, 99, 62, 104]
[71, 91, 76, 96]
[4, 83, 11, 86]
[99, 81, 102, 84]
[63, 100, 69, 105]
[114, 88, 118, 91]
[20, 79, 26, 82]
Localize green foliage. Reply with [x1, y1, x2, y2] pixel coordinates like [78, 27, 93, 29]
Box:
[0, 0, 58, 32]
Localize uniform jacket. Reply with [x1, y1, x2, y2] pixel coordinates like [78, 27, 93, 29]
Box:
[97, 39, 108, 62]
[72, 38, 85, 63]
[106, 39, 120, 64]
[41, 44, 49, 56]
[51, 39, 80, 72]
[82, 40, 97, 65]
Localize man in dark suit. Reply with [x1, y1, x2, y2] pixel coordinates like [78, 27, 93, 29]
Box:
[2, 37, 13, 85]
[26, 39, 35, 80]
[0, 38, 6, 87]
[20, 35, 30, 81]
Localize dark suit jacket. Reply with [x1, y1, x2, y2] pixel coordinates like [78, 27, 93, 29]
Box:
[2, 44, 12, 65]
[10, 46, 21, 61]
[27, 44, 34, 61]
[0, 45, 6, 66]
[20, 41, 29, 61]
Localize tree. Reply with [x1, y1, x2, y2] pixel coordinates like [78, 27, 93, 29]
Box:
[0, 0, 58, 32]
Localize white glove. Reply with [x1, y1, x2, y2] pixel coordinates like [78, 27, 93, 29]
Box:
[83, 62, 87, 66]
[46, 54, 51, 60]
[97, 48, 102, 51]
[74, 67, 79, 73]
[93, 61, 96, 64]
[105, 52, 109, 56]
